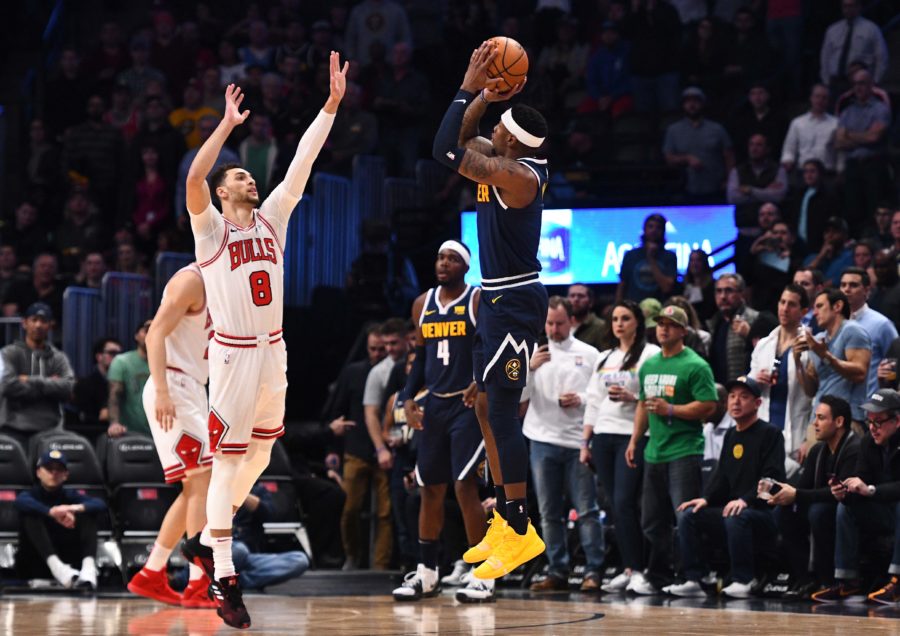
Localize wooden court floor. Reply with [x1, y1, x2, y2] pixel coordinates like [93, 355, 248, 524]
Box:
[2, 592, 900, 636]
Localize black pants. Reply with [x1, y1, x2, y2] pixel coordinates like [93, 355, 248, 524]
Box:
[776, 502, 837, 583]
[295, 476, 346, 564]
[18, 513, 98, 577]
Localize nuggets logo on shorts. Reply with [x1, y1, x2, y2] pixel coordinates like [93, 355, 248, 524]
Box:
[476, 459, 487, 481]
[505, 359, 521, 381]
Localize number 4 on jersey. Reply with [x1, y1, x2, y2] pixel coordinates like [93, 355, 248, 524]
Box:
[436, 339, 450, 366]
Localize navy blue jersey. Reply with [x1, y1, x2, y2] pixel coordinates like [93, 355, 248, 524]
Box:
[474, 157, 548, 281]
[419, 285, 478, 394]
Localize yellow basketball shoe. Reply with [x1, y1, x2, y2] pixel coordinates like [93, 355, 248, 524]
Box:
[473, 521, 545, 580]
[463, 510, 509, 564]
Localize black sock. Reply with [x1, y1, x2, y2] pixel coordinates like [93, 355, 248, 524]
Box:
[419, 540, 438, 569]
[506, 498, 528, 535]
[494, 485, 507, 518]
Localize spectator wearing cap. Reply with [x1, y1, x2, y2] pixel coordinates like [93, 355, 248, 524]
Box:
[667, 375, 784, 598]
[727, 84, 788, 165]
[812, 389, 900, 604]
[663, 87, 734, 202]
[803, 216, 854, 287]
[707, 273, 759, 385]
[787, 159, 839, 255]
[0, 302, 74, 449]
[168, 78, 220, 150]
[616, 214, 677, 304]
[780, 85, 838, 175]
[795, 289, 871, 427]
[107, 320, 151, 438]
[749, 284, 813, 476]
[840, 267, 898, 397]
[835, 68, 892, 234]
[820, 0, 888, 91]
[767, 395, 860, 600]
[14, 450, 106, 590]
[726, 133, 788, 232]
[625, 305, 718, 594]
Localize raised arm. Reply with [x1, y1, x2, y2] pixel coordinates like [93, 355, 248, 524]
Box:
[185, 84, 250, 215]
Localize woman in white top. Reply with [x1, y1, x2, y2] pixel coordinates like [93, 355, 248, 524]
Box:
[580, 300, 660, 593]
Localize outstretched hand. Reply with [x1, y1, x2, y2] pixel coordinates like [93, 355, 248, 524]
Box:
[223, 84, 250, 127]
[325, 51, 350, 113]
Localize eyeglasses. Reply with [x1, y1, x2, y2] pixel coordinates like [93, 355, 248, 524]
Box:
[103, 349, 121, 355]
[867, 415, 896, 429]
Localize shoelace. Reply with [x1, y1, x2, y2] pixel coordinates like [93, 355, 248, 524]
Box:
[480, 518, 506, 548]
[401, 571, 425, 588]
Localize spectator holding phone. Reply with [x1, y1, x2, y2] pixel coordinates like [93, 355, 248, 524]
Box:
[665, 376, 785, 599]
[812, 389, 900, 604]
[765, 395, 860, 600]
[581, 300, 660, 593]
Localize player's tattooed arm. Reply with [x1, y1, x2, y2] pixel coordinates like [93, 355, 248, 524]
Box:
[458, 152, 537, 205]
[107, 380, 124, 425]
[459, 99, 493, 156]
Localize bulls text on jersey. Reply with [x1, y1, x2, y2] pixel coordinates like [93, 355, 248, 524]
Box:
[228, 238, 278, 271]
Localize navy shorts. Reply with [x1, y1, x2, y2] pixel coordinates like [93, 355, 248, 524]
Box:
[473, 282, 548, 391]
[415, 393, 485, 486]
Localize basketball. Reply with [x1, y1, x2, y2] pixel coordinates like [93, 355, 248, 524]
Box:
[486, 36, 528, 93]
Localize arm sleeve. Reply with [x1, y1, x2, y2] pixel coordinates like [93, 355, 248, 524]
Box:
[188, 201, 224, 247]
[689, 360, 719, 403]
[30, 352, 76, 400]
[432, 90, 475, 170]
[280, 110, 336, 201]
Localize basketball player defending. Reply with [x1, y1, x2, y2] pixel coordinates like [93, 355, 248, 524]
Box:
[433, 42, 549, 579]
[391, 241, 494, 603]
[182, 52, 347, 628]
[128, 263, 215, 609]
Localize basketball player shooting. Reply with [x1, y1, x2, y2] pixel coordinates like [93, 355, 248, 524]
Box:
[432, 41, 550, 579]
[182, 52, 347, 629]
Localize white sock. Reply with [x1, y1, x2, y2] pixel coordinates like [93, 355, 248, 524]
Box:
[188, 562, 204, 581]
[47, 555, 77, 587]
[211, 536, 235, 580]
[145, 542, 173, 572]
[80, 557, 97, 585]
[200, 526, 212, 547]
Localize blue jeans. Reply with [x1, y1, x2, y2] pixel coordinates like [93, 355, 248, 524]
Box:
[593, 433, 645, 571]
[677, 506, 777, 584]
[641, 455, 702, 584]
[233, 540, 310, 590]
[530, 440, 605, 577]
[834, 501, 900, 580]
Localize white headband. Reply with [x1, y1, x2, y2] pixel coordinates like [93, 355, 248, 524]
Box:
[501, 109, 545, 148]
[439, 240, 470, 266]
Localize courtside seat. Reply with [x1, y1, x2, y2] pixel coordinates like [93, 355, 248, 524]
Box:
[104, 434, 177, 537]
[0, 434, 30, 568]
[258, 440, 312, 559]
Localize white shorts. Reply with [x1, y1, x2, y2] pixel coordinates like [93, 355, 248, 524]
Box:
[206, 337, 287, 455]
[142, 370, 212, 483]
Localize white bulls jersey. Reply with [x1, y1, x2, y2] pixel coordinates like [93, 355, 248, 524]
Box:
[162, 263, 212, 385]
[191, 185, 295, 338]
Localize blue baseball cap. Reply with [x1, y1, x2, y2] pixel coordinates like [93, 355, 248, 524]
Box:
[37, 449, 68, 469]
[25, 302, 53, 320]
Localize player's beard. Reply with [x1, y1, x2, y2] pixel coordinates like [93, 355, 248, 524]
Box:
[237, 191, 260, 206]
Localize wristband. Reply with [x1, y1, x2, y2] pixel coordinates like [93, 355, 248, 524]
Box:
[479, 89, 488, 104]
[668, 403, 674, 418]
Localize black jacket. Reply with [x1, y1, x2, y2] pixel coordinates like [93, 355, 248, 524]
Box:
[795, 431, 860, 504]
[852, 429, 900, 502]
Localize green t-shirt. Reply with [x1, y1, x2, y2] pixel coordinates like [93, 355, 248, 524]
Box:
[639, 346, 717, 464]
[107, 350, 150, 435]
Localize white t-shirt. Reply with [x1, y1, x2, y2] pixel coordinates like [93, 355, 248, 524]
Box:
[583, 343, 661, 436]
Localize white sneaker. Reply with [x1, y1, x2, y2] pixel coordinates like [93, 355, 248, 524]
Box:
[663, 580, 706, 597]
[626, 572, 658, 595]
[601, 571, 632, 593]
[441, 560, 469, 586]
[722, 580, 755, 598]
[392, 564, 440, 601]
[455, 576, 496, 603]
[47, 557, 79, 588]
[75, 558, 98, 591]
